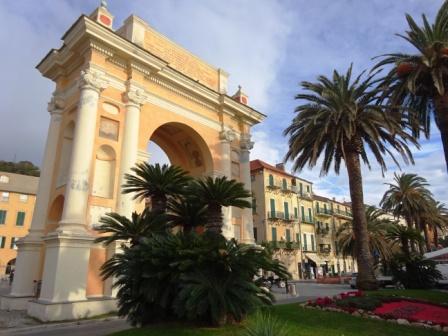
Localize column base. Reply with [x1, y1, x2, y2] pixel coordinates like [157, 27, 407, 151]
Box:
[0, 294, 33, 310]
[27, 297, 117, 322]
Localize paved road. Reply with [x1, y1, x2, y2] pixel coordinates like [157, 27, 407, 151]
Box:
[0, 282, 352, 336]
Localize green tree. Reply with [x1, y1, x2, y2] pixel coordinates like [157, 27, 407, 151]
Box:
[122, 163, 192, 214]
[373, 1, 448, 171]
[284, 66, 417, 290]
[94, 211, 166, 246]
[419, 200, 448, 250]
[380, 173, 433, 229]
[0, 160, 40, 176]
[166, 196, 207, 233]
[189, 176, 251, 235]
[386, 224, 424, 258]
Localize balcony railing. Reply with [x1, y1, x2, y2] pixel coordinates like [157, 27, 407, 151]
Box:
[266, 181, 281, 189]
[267, 211, 298, 222]
[299, 191, 313, 199]
[316, 208, 333, 216]
[334, 209, 352, 218]
[316, 227, 330, 235]
[301, 215, 314, 224]
[270, 241, 301, 250]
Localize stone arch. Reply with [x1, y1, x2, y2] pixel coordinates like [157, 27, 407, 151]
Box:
[56, 121, 75, 187]
[5, 258, 16, 275]
[147, 122, 213, 177]
[92, 145, 116, 198]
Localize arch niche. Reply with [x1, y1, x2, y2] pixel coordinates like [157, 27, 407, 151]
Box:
[147, 122, 214, 177]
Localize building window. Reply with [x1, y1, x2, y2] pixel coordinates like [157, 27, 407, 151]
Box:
[270, 199, 276, 217]
[299, 183, 303, 194]
[311, 234, 315, 251]
[271, 227, 277, 241]
[308, 208, 313, 222]
[294, 207, 298, 219]
[252, 198, 257, 214]
[286, 229, 291, 242]
[316, 202, 320, 211]
[282, 178, 287, 190]
[284, 202, 289, 219]
[303, 234, 308, 251]
[0, 210, 6, 224]
[19, 194, 28, 203]
[306, 185, 310, 193]
[301, 206, 305, 221]
[296, 233, 301, 245]
[10, 237, 18, 249]
[1, 192, 9, 202]
[16, 212, 25, 226]
[0, 175, 9, 183]
[268, 174, 274, 187]
[253, 227, 258, 241]
[0, 236, 5, 248]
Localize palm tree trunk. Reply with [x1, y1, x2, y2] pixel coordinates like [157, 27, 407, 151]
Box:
[345, 151, 378, 290]
[423, 224, 431, 251]
[206, 204, 223, 235]
[434, 229, 439, 248]
[151, 195, 167, 214]
[433, 93, 448, 172]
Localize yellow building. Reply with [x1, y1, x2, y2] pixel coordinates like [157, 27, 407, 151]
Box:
[3, 3, 264, 321]
[251, 159, 357, 279]
[0, 172, 38, 276]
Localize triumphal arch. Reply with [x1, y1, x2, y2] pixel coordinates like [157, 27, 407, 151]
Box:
[1, 3, 264, 321]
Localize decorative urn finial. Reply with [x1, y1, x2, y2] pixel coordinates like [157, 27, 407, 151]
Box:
[100, 0, 108, 8]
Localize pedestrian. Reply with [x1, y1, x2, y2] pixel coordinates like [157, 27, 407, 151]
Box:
[9, 270, 14, 286]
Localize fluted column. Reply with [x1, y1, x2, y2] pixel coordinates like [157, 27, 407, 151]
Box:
[115, 86, 147, 218]
[240, 134, 255, 244]
[8, 94, 65, 298]
[58, 68, 108, 232]
[219, 130, 235, 239]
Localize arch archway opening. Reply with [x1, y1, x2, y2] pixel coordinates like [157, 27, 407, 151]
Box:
[147, 122, 213, 178]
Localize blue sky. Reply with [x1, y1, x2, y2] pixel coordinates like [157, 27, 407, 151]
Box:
[0, 0, 446, 205]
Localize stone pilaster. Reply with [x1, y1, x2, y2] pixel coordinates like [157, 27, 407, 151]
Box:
[9, 93, 65, 298]
[219, 129, 235, 239]
[240, 133, 255, 244]
[58, 68, 108, 232]
[115, 85, 147, 218]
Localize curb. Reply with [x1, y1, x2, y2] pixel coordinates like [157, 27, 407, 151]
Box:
[0, 315, 123, 335]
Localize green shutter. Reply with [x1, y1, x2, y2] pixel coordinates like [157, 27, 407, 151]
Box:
[271, 227, 277, 241]
[0, 237, 5, 248]
[16, 212, 25, 226]
[270, 199, 276, 217]
[286, 229, 291, 242]
[10, 237, 16, 249]
[311, 235, 315, 251]
[299, 183, 303, 194]
[301, 206, 305, 220]
[284, 202, 289, 219]
[282, 178, 287, 190]
[269, 174, 274, 186]
[308, 208, 313, 222]
[316, 203, 320, 212]
[0, 210, 6, 224]
[294, 207, 298, 219]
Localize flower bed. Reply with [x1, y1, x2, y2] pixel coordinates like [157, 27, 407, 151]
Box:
[305, 291, 448, 332]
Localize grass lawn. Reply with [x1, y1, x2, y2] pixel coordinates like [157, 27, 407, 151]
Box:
[366, 289, 448, 305]
[110, 303, 444, 336]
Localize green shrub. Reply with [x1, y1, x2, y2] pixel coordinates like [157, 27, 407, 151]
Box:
[243, 311, 289, 336]
[102, 231, 290, 326]
[335, 296, 384, 311]
[389, 253, 442, 289]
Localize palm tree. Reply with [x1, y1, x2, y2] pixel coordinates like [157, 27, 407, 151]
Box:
[189, 176, 251, 235]
[419, 200, 448, 250]
[166, 196, 207, 232]
[284, 66, 417, 290]
[386, 224, 424, 258]
[373, 1, 448, 171]
[122, 163, 192, 214]
[380, 173, 433, 229]
[336, 206, 395, 264]
[94, 211, 166, 246]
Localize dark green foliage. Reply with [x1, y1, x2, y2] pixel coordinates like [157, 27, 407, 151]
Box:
[94, 211, 168, 246]
[389, 254, 442, 289]
[101, 232, 289, 326]
[0, 160, 40, 176]
[440, 236, 448, 248]
[166, 196, 207, 232]
[335, 296, 384, 311]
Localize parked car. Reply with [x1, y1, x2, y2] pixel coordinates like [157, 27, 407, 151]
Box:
[349, 273, 397, 289]
[424, 247, 448, 288]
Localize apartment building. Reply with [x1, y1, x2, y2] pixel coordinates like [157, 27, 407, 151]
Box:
[0, 172, 38, 276]
[250, 159, 357, 279]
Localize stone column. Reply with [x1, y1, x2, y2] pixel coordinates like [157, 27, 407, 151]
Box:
[58, 68, 108, 233]
[9, 94, 65, 298]
[240, 134, 255, 244]
[115, 85, 147, 218]
[219, 130, 235, 239]
[38, 68, 107, 304]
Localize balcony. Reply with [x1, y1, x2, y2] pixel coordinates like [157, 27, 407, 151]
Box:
[267, 212, 298, 222]
[316, 208, 333, 216]
[266, 181, 281, 190]
[301, 215, 314, 224]
[270, 241, 301, 250]
[334, 209, 352, 218]
[299, 191, 313, 200]
[318, 245, 332, 255]
[316, 227, 330, 236]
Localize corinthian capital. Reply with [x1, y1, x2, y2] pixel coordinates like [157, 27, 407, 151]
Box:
[47, 93, 65, 116]
[219, 129, 236, 143]
[240, 134, 254, 151]
[78, 69, 108, 92]
[124, 87, 147, 106]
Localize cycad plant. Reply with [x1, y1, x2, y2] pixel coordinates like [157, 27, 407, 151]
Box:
[122, 163, 192, 214]
[373, 1, 448, 171]
[243, 311, 289, 336]
[284, 65, 417, 290]
[189, 176, 252, 234]
[166, 196, 207, 232]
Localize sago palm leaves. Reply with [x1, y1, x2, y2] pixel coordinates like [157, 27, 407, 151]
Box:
[373, 1, 448, 170]
[284, 65, 417, 290]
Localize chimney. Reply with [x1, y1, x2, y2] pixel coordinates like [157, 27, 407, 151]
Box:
[275, 163, 285, 171]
